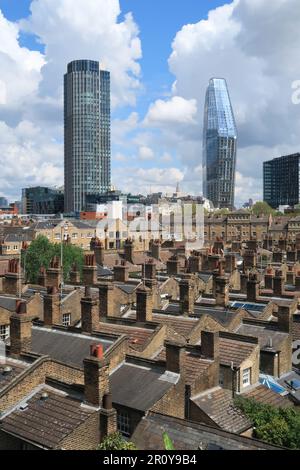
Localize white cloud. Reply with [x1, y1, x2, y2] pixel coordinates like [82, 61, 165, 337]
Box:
[143, 0, 300, 206]
[139, 146, 154, 161]
[0, 0, 142, 201]
[144, 96, 197, 125]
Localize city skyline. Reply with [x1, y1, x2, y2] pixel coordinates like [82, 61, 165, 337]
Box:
[0, 1, 300, 207]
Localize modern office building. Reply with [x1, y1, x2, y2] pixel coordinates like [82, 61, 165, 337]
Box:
[64, 60, 111, 214]
[263, 153, 300, 209]
[0, 197, 8, 208]
[22, 187, 64, 214]
[203, 78, 237, 209]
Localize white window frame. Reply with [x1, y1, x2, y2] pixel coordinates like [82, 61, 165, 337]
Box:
[0, 324, 9, 341]
[117, 411, 130, 436]
[242, 367, 251, 387]
[62, 313, 71, 327]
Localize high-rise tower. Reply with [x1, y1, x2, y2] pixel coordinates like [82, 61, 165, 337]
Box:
[64, 60, 111, 213]
[203, 78, 237, 209]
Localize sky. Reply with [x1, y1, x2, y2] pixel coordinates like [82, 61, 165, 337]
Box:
[0, 0, 299, 206]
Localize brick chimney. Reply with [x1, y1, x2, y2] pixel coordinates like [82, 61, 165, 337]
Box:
[213, 239, 224, 255]
[10, 301, 32, 356]
[247, 272, 259, 302]
[179, 275, 195, 316]
[240, 271, 249, 294]
[37, 266, 47, 287]
[264, 266, 274, 290]
[243, 250, 257, 270]
[43, 286, 60, 327]
[188, 251, 202, 273]
[207, 255, 220, 272]
[247, 239, 258, 252]
[113, 260, 129, 283]
[214, 264, 229, 307]
[287, 248, 297, 263]
[99, 393, 117, 442]
[273, 250, 283, 263]
[231, 241, 242, 253]
[167, 254, 180, 275]
[278, 238, 287, 251]
[93, 240, 104, 266]
[165, 340, 185, 375]
[277, 305, 293, 334]
[81, 286, 99, 334]
[201, 330, 219, 360]
[83, 345, 110, 407]
[70, 263, 80, 284]
[295, 271, 300, 291]
[99, 283, 115, 318]
[225, 253, 237, 274]
[46, 256, 62, 289]
[286, 265, 295, 285]
[124, 239, 134, 264]
[82, 254, 97, 286]
[150, 239, 161, 260]
[136, 284, 153, 322]
[143, 258, 156, 280]
[273, 270, 284, 296]
[3, 259, 22, 296]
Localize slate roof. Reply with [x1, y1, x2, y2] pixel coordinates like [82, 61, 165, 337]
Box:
[236, 322, 289, 352]
[96, 322, 154, 351]
[219, 337, 257, 367]
[0, 360, 28, 391]
[194, 306, 237, 327]
[0, 387, 95, 449]
[155, 349, 213, 387]
[110, 362, 178, 411]
[243, 385, 292, 408]
[0, 296, 17, 312]
[126, 310, 198, 338]
[131, 412, 282, 450]
[192, 387, 252, 434]
[31, 326, 114, 368]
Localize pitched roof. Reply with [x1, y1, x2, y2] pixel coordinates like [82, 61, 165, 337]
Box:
[219, 337, 257, 367]
[0, 387, 95, 449]
[30, 326, 114, 368]
[243, 385, 292, 408]
[110, 361, 178, 411]
[96, 322, 154, 351]
[0, 360, 28, 391]
[192, 387, 252, 434]
[131, 412, 281, 450]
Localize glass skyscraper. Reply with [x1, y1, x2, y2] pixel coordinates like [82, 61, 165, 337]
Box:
[264, 153, 300, 209]
[64, 60, 111, 213]
[203, 78, 237, 209]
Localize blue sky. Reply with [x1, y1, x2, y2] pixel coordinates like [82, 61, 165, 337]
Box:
[0, 0, 299, 205]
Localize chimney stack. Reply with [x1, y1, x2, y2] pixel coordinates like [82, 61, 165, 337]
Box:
[99, 283, 115, 318]
[113, 260, 129, 283]
[82, 254, 98, 286]
[99, 393, 117, 442]
[165, 340, 185, 375]
[83, 346, 110, 407]
[70, 263, 80, 284]
[179, 275, 195, 316]
[243, 250, 257, 271]
[143, 258, 157, 281]
[167, 254, 180, 276]
[273, 270, 284, 296]
[43, 286, 60, 327]
[46, 256, 62, 289]
[247, 272, 260, 303]
[124, 239, 134, 264]
[264, 266, 274, 290]
[214, 262, 229, 307]
[225, 253, 237, 274]
[188, 251, 202, 273]
[136, 284, 153, 322]
[3, 259, 22, 296]
[10, 301, 32, 356]
[81, 286, 99, 334]
[201, 330, 219, 360]
[277, 305, 293, 334]
[150, 239, 161, 260]
[37, 266, 47, 287]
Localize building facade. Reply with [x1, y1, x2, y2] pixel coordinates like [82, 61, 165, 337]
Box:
[64, 60, 111, 214]
[263, 153, 300, 209]
[203, 78, 237, 210]
[21, 187, 64, 215]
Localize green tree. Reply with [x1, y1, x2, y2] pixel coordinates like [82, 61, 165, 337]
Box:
[251, 201, 276, 216]
[235, 396, 300, 449]
[23, 235, 84, 284]
[97, 432, 137, 450]
[52, 243, 84, 281]
[23, 235, 55, 283]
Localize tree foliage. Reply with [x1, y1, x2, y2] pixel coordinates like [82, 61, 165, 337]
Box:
[97, 432, 137, 450]
[235, 396, 300, 449]
[251, 201, 276, 216]
[23, 235, 84, 284]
